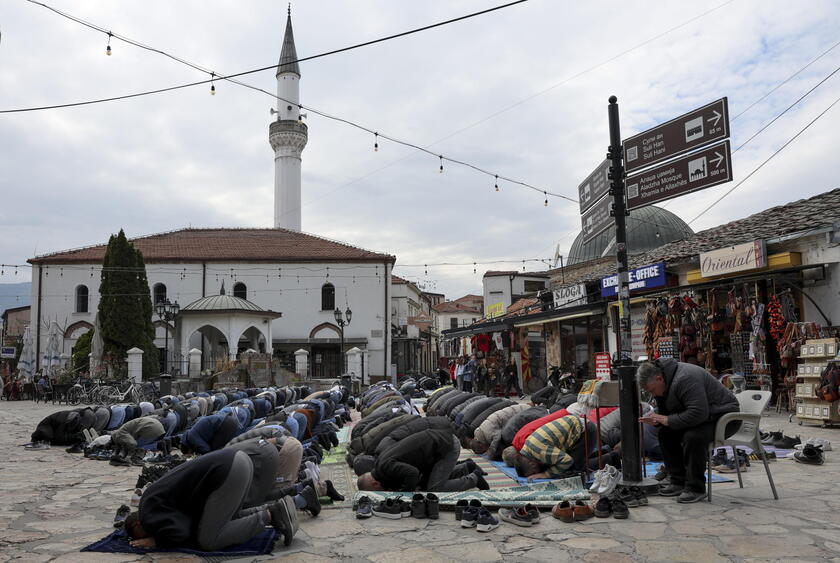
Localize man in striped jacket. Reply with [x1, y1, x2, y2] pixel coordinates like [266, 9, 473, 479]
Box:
[512, 415, 596, 479]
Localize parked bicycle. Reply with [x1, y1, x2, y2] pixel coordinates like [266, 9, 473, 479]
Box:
[66, 378, 115, 406]
[95, 380, 157, 406]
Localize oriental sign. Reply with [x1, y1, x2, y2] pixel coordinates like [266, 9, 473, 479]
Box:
[700, 240, 767, 278]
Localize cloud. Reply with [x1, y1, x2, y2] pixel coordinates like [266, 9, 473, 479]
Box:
[1, 0, 839, 299]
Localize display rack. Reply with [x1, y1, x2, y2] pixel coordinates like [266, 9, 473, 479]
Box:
[795, 338, 840, 428]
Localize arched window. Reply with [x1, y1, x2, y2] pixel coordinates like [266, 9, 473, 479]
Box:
[153, 283, 167, 304]
[75, 285, 89, 313]
[321, 283, 335, 311]
[233, 282, 247, 300]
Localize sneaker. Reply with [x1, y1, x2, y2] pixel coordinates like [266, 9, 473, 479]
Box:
[454, 499, 469, 521]
[355, 496, 373, 519]
[593, 497, 612, 518]
[299, 485, 321, 517]
[659, 483, 684, 497]
[588, 469, 604, 492]
[611, 498, 629, 519]
[653, 465, 668, 482]
[397, 497, 412, 518]
[524, 503, 540, 524]
[762, 430, 783, 445]
[411, 493, 427, 518]
[573, 500, 594, 521]
[109, 456, 130, 467]
[269, 496, 299, 546]
[796, 438, 832, 452]
[676, 490, 707, 503]
[425, 493, 440, 520]
[794, 444, 825, 465]
[324, 480, 345, 502]
[552, 500, 574, 523]
[597, 465, 620, 495]
[710, 448, 727, 468]
[461, 506, 480, 528]
[500, 506, 534, 527]
[773, 435, 801, 449]
[616, 486, 639, 508]
[65, 443, 84, 454]
[475, 509, 499, 532]
[629, 486, 648, 506]
[113, 504, 131, 527]
[716, 458, 748, 473]
[372, 498, 403, 520]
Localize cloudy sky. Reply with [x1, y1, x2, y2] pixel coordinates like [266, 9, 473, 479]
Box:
[1, 0, 839, 301]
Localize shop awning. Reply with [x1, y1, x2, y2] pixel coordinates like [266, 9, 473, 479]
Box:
[441, 321, 509, 339]
[511, 303, 605, 328]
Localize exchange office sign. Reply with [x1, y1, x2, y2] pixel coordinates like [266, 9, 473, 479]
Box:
[553, 283, 587, 309]
[601, 262, 667, 297]
[700, 240, 767, 278]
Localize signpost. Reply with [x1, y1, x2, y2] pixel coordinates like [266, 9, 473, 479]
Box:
[626, 140, 732, 210]
[578, 159, 611, 214]
[623, 97, 729, 174]
[581, 191, 613, 243]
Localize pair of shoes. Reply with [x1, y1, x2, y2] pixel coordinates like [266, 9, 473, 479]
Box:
[773, 434, 801, 449]
[795, 438, 832, 452]
[589, 464, 620, 495]
[269, 496, 299, 546]
[616, 486, 647, 507]
[372, 497, 411, 519]
[710, 448, 727, 469]
[794, 444, 825, 465]
[552, 500, 594, 522]
[410, 493, 439, 519]
[676, 490, 707, 503]
[761, 430, 783, 446]
[112, 504, 131, 528]
[355, 496, 373, 519]
[716, 449, 750, 473]
[593, 497, 628, 519]
[461, 507, 499, 532]
[456, 499, 483, 522]
[499, 504, 540, 526]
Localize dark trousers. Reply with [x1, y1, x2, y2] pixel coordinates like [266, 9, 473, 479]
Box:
[462, 380, 473, 393]
[658, 419, 738, 493]
[504, 377, 522, 397]
[567, 421, 599, 472]
[426, 436, 478, 492]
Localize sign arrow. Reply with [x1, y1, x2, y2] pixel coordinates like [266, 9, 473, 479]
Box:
[711, 151, 724, 168]
[707, 110, 722, 127]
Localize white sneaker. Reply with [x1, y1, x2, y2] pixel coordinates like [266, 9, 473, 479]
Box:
[597, 465, 620, 495]
[796, 438, 832, 451]
[588, 469, 604, 492]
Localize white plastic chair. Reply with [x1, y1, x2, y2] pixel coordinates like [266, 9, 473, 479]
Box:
[707, 390, 779, 501]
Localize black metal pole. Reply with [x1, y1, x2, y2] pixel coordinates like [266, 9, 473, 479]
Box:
[608, 95, 643, 484]
[340, 323, 345, 375]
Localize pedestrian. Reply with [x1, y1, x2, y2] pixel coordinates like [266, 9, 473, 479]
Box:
[454, 357, 465, 390]
[503, 359, 523, 398]
[462, 355, 476, 393]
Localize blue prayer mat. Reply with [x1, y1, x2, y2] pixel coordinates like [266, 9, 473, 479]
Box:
[81, 527, 277, 557]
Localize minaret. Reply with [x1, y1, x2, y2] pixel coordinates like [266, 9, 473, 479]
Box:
[269, 6, 308, 231]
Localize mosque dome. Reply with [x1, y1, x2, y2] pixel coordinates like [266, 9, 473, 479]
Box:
[182, 294, 266, 312]
[567, 205, 693, 265]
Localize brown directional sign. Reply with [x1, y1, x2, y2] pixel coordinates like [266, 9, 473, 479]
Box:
[578, 159, 611, 214]
[626, 140, 732, 211]
[623, 98, 729, 174]
[581, 191, 613, 244]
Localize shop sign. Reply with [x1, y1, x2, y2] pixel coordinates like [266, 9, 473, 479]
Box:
[700, 240, 767, 278]
[601, 262, 666, 297]
[553, 284, 587, 309]
[485, 302, 505, 319]
[594, 352, 612, 381]
[1, 346, 16, 358]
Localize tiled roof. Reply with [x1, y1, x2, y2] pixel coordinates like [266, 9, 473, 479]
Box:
[551, 188, 840, 285]
[391, 275, 408, 284]
[28, 228, 396, 265]
[454, 294, 483, 303]
[504, 297, 539, 317]
[483, 270, 550, 277]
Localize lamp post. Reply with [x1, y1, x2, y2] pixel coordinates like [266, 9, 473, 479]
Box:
[333, 306, 352, 375]
[154, 298, 180, 374]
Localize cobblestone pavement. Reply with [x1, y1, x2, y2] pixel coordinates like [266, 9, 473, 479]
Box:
[2, 401, 839, 562]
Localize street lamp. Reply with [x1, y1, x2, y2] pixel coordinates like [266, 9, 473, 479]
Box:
[155, 298, 180, 374]
[333, 306, 352, 375]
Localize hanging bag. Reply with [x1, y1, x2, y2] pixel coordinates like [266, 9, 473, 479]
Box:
[815, 363, 840, 402]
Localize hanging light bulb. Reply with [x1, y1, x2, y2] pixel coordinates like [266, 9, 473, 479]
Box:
[495, 175, 499, 192]
[544, 192, 548, 206]
[655, 230, 661, 238]
[210, 72, 216, 95]
[374, 132, 379, 152]
[105, 32, 112, 56]
[439, 156, 444, 173]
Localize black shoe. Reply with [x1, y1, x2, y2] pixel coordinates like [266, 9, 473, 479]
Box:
[762, 430, 783, 445]
[677, 490, 707, 503]
[659, 483, 684, 497]
[411, 493, 427, 518]
[372, 498, 403, 520]
[616, 486, 638, 508]
[299, 485, 321, 517]
[109, 455, 130, 467]
[773, 435, 801, 449]
[324, 480, 344, 502]
[355, 495, 373, 519]
[463, 458, 487, 476]
[593, 497, 612, 518]
[269, 496, 298, 546]
[65, 443, 84, 454]
[630, 486, 648, 506]
[455, 499, 469, 521]
[426, 493, 439, 520]
[460, 506, 480, 528]
[473, 470, 490, 491]
[611, 498, 629, 519]
[653, 465, 668, 482]
[329, 432, 339, 447]
[113, 504, 131, 528]
[794, 444, 825, 465]
[710, 448, 727, 468]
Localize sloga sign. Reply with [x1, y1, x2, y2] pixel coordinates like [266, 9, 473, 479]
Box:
[601, 262, 667, 297]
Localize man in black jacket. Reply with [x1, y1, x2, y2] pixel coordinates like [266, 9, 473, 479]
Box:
[124, 449, 299, 550]
[637, 358, 739, 503]
[357, 428, 488, 492]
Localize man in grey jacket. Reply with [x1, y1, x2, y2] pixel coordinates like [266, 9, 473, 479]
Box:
[637, 358, 739, 503]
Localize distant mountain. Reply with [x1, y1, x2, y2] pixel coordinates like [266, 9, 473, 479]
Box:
[0, 282, 31, 313]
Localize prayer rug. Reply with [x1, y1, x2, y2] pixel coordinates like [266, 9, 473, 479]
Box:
[461, 455, 518, 488]
[81, 528, 277, 558]
[318, 423, 356, 509]
[482, 456, 557, 486]
[351, 476, 590, 509]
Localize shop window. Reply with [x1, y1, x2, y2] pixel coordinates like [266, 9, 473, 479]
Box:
[75, 285, 89, 313]
[153, 283, 167, 304]
[233, 282, 247, 300]
[321, 283, 335, 311]
[524, 280, 546, 293]
[450, 318, 458, 329]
